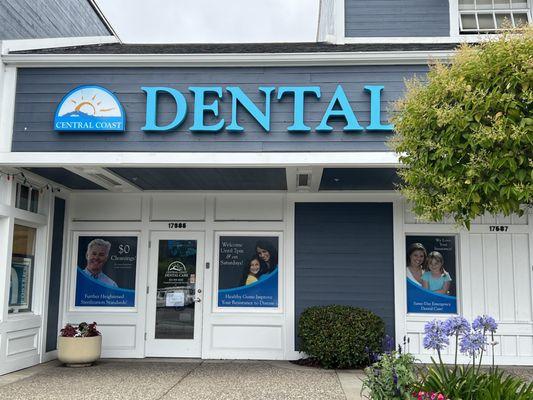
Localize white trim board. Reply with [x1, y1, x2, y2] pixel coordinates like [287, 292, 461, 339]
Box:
[449, 0, 460, 37]
[2, 50, 455, 67]
[0, 67, 17, 153]
[0, 152, 402, 167]
[1, 36, 118, 55]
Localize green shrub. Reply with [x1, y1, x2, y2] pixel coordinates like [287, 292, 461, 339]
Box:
[362, 350, 417, 399]
[390, 27, 533, 228]
[298, 305, 385, 369]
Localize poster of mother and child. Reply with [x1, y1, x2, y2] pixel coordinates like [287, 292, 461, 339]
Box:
[406, 235, 458, 314]
[218, 235, 279, 308]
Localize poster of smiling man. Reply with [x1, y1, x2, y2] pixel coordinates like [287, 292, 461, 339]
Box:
[406, 235, 457, 314]
[75, 234, 138, 307]
[217, 235, 279, 308]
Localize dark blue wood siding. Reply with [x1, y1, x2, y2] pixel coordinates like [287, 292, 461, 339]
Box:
[345, 0, 450, 37]
[12, 65, 428, 152]
[45, 197, 65, 352]
[295, 202, 395, 347]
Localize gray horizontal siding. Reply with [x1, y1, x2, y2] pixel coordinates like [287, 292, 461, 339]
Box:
[0, 0, 109, 40]
[294, 203, 395, 347]
[345, 0, 450, 37]
[12, 65, 428, 153]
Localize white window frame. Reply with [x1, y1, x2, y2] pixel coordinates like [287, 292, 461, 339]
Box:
[15, 181, 40, 214]
[458, 0, 532, 33]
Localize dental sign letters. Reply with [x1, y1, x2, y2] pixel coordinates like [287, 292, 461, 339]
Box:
[55, 85, 393, 133]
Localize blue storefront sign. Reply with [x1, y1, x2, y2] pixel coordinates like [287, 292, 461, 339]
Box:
[218, 235, 279, 308]
[75, 235, 137, 307]
[54, 85, 125, 132]
[53, 83, 392, 134]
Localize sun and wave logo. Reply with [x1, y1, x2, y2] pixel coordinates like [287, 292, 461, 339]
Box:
[54, 85, 125, 132]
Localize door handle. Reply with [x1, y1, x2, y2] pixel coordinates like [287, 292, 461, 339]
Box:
[194, 298, 201, 303]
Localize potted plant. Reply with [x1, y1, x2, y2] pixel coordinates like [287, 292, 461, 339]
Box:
[58, 322, 102, 367]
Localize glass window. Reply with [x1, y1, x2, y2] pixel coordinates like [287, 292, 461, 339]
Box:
[459, 0, 476, 9]
[495, 13, 513, 27]
[478, 13, 496, 29]
[461, 13, 479, 29]
[15, 183, 39, 213]
[513, 12, 529, 25]
[459, 0, 531, 33]
[30, 190, 39, 213]
[494, 0, 511, 9]
[511, 0, 528, 8]
[9, 224, 36, 313]
[477, 0, 494, 9]
[17, 184, 29, 211]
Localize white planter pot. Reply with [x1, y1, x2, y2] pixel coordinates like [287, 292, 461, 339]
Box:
[57, 336, 102, 367]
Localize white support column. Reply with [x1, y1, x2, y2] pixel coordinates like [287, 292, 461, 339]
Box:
[335, 0, 345, 44]
[0, 215, 15, 374]
[201, 195, 216, 359]
[284, 197, 298, 359]
[393, 199, 407, 349]
[136, 194, 151, 357]
[0, 65, 17, 153]
[449, 0, 460, 38]
[0, 178, 15, 326]
[317, 0, 345, 44]
[0, 216, 15, 322]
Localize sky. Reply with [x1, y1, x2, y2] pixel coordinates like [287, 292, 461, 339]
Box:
[94, 0, 320, 43]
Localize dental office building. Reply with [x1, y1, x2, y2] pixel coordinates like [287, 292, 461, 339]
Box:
[0, 0, 532, 375]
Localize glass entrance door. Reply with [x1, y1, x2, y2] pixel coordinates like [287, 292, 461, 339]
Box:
[145, 232, 204, 357]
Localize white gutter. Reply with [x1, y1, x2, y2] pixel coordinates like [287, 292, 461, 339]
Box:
[0, 152, 401, 168]
[2, 50, 455, 67]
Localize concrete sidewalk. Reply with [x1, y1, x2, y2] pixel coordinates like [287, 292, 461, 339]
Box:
[0, 359, 367, 400]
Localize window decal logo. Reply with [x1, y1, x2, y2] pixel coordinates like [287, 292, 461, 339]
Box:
[54, 85, 125, 132]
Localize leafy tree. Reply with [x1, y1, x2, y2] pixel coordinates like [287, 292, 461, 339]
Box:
[391, 28, 532, 228]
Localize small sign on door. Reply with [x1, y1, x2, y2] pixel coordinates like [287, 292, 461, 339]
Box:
[166, 291, 185, 307]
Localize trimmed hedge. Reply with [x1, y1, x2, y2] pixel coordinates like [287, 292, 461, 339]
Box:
[298, 305, 385, 369]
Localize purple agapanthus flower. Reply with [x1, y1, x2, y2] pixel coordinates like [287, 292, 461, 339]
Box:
[459, 331, 487, 356]
[472, 315, 498, 333]
[442, 316, 470, 337]
[423, 320, 449, 351]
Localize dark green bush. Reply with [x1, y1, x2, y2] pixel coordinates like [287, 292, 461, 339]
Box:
[298, 305, 385, 369]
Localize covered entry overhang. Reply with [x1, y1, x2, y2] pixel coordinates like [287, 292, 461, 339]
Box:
[0, 151, 401, 192]
[0, 152, 403, 203]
